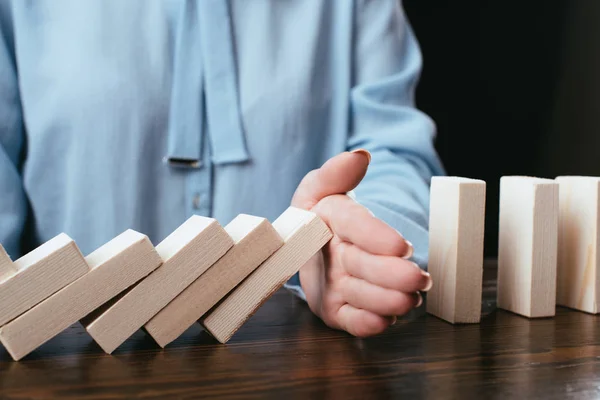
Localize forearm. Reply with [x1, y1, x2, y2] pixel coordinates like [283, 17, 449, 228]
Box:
[347, 0, 445, 267]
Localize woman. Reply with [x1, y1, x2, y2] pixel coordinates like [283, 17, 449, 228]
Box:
[0, 0, 444, 337]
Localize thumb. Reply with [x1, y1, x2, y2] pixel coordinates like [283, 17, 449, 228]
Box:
[291, 149, 371, 210]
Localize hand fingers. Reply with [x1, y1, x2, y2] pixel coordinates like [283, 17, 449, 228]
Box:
[338, 242, 432, 293]
[291, 150, 371, 210]
[312, 194, 412, 257]
[336, 304, 393, 338]
[341, 275, 421, 316]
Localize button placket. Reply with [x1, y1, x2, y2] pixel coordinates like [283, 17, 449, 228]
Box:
[184, 127, 213, 218]
[192, 193, 201, 210]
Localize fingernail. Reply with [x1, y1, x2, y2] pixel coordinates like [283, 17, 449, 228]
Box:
[415, 292, 423, 308]
[421, 271, 433, 292]
[351, 148, 371, 164]
[402, 240, 414, 259]
[390, 316, 397, 326]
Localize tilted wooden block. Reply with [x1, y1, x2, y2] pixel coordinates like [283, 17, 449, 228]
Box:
[201, 206, 333, 343]
[497, 176, 559, 318]
[83, 215, 233, 354]
[426, 176, 486, 324]
[0, 230, 162, 361]
[145, 214, 284, 347]
[0, 233, 89, 327]
[555, 176, 600, 314]
[0, 245, 16, 282]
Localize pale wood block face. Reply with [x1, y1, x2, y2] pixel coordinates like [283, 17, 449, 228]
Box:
[0, 230, 162, 360]
[84, 216, 233, 354]
[530, 183, 559, 317]
[455, 181, 486, 322]
[201, 207, 332, 343]
[0, 233, 90, 327]
[0, 245, 16, 282]
[144, 215, 284, 347]
[498, 178, 536, 315]
[555, 176, 600, 313]
[426, 177, 485, 324]
[426, 178, 460, 322]
[497, 176, 558, 318]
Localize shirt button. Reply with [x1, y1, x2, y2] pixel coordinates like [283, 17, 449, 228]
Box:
[192, 194, 201, 210]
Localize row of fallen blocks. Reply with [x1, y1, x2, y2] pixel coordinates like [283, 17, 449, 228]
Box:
[0, 207, 332, 360]
[427, 175, 600, 323]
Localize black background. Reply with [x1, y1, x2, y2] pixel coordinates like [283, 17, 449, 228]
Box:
[403, 1, 599, 257]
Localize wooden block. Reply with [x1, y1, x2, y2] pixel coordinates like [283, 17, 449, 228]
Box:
[0, 245, 16, 282]
[144, 215, 284, 347]
[0, 233, 89, 327]
[201, 206, 332, 343]
[497, 176, 559, 318]
[555, 176, 600, 313]
[83, 215, 233, 354]
[0, 230, 162, 360]
[426, 176, 486, 323]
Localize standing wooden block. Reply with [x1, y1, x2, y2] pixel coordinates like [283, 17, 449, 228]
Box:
[0, 233, 89, 327]
[201, 206, 332, 343]
[0, 230, 162, 361]
[497, 176, 559, 318]
[426, 176, 486, 324]
[144, 215, 284, 347]
[555, 176, 600, 314]
[83, 215, 233, 354]
[0, 245, 16, 282]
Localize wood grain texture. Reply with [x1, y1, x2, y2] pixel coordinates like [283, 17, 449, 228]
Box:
[201, 206, 332, 343]
[0, 233, 89, 327]
[497, 176, 558, 318]
[555, 176, 600, 313]
[426, 176, 486, 323]
[84, 216, 233, 354]
[0, 230, 162, 361]
[145, 215, 284, 348]
[2, 261, 600, 400]
[0, 244, 16, 282]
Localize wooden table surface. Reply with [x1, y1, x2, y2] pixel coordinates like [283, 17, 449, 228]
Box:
[1, 259, 599, 399]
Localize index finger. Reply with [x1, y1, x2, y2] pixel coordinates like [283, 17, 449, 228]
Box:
[312, 194, 413, 257]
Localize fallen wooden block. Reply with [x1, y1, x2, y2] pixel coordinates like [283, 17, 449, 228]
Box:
[555, 176, 600, 314]
[0, 233, 89, 327]
[0, 230, 162, 361]
[497, 176, 559, 318]
[426, 176, 486, 323]
[201, 206, 332, 343]
[0, 245, 16, 282]
[144, 215, 284, 347]
[83, 215, 233, 354]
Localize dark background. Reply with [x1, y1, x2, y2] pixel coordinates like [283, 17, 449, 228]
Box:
[404, 1, 600, 257]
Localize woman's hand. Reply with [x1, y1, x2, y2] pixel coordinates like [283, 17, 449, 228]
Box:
[292, 150, 433, 337]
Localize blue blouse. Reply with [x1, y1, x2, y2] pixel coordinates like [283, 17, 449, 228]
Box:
[0, 1, 445, 295]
